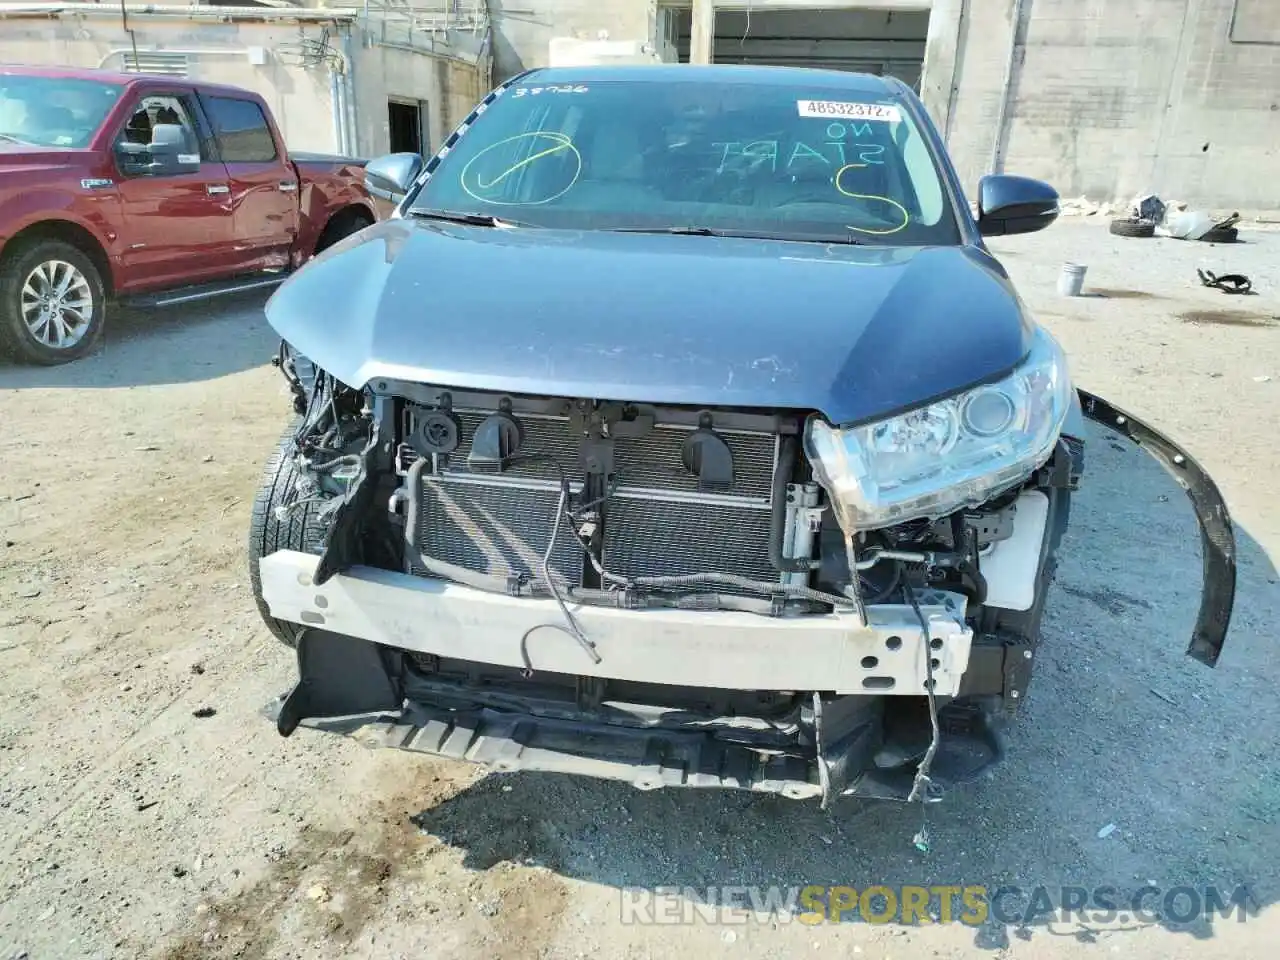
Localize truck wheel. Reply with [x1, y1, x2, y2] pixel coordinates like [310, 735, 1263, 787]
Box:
[0, 238, 106, 365]
[248, 424, 331, 648]
[313, 208, 374, 255]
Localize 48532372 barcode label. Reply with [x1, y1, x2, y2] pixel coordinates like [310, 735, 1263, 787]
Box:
[796, 100, 902, 122]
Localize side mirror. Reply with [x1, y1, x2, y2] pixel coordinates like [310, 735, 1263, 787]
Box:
[364, 152, 424, 204]
[147, 123, 200, 175]
[116, 123, 199, 176]
[977, 175, 1060, 237]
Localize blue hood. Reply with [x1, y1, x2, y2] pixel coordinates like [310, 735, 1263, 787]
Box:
[266, 218, 1033, 425]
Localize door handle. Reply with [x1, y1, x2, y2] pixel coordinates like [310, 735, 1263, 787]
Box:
[206, 184, 230, 195]
[278, 181, 298, 193]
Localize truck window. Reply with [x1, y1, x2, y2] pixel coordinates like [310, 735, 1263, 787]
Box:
[204, 97, 277, 163]
[0, 75, 122, 148]
[115, 95, 204, 160]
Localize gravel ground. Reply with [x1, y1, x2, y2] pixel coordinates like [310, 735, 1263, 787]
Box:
[1, 218, 1278, 959]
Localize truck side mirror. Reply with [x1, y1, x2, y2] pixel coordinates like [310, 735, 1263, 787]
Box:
[146, 123, 201, 175]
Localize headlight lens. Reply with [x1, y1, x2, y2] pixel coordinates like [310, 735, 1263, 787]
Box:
[805, 327, 1071, 530]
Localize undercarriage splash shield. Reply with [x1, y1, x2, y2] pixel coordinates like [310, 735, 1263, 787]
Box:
[1077, 389, 1235, 666]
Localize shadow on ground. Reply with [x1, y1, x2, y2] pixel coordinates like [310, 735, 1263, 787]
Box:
[405, 420, 1279, 950]
[0, 291, 277, 389]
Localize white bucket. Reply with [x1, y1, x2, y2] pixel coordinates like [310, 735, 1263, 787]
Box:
[1057, 262, 1087, 297]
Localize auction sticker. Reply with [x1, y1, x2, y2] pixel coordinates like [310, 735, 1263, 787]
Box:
[797, 100, 902, 121]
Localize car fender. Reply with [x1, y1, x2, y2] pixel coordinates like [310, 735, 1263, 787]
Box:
[1077, 389, 1234, 667]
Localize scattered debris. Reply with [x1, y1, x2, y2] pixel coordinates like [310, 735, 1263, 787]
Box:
[1097, 823, 1118, 839]
[18, 588, 41, 600]
[1254, 375, 1273, 383]
[1058, 262, 1088, 296]
[1162, 210, 1241, 242]
[190, 663, 206, 675]
[306, 883, 332, 903]
[191, 707, 217, 719]
[1198, 269, 1253, 295]
[1060, 196, 1099, 217]
[477, 898, 501, 917]
[201, 454, 215, 463]
[1131, 194, 1167, 224]
[171, 865, 188, 878]
[135, 444, 160, 452]
[721, 930, 738, 944]
[1150, 688, 1178, 705]
[14, 493, 34, 502]
[1109, 217, 1155, 239]
[135, 800, 159, 812]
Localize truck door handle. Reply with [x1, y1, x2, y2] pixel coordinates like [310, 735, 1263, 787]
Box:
[206, 184, 230, 195]
[278, 181, 298, 193]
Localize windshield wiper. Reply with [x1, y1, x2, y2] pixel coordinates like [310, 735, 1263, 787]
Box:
[408, 208, 532, 228]
[611, 225, 866, 245]
[611, 225, 727, 237]
[0, 133, 36, 145]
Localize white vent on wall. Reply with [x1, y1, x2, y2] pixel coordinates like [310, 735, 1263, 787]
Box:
[121, 52, 191, 76]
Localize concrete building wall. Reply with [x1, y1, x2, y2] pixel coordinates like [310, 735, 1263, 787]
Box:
[484, 0, 1280, 211]
[0, 13, 487, 159]
[943, 0, 1280, 209]
[352, 45, 487, 155]
[0, 18, 344, 152]
[487, 0, 658, 80]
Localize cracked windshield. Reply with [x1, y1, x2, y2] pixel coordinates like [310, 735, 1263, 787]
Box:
[412, 78, 960, 245]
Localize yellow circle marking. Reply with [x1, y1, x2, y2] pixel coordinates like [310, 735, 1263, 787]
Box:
[833, 163, 911, 236]
[460, 131, 582, 206]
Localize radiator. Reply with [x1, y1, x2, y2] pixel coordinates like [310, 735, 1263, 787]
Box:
[408, 407, 780, 589]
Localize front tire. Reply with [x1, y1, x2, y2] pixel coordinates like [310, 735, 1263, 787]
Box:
[0, 239, 106, 365]
[248, 425, 331, 648]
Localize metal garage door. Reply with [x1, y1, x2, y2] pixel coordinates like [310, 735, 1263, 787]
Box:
[673, 8, 929, 91]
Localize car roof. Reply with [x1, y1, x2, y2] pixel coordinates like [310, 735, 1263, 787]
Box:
[0, 62, 265, 98]
[518, 63, 903, 96]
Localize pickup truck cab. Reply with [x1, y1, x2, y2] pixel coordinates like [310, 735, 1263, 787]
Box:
[0, 64, 378, 365]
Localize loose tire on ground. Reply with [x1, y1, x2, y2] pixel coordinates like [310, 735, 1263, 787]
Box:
[1108, 218, 1155, 238]
[248, 424, 331, 648]
[0, 237, 106, 365]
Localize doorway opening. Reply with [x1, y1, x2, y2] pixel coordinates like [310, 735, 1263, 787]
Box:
[388, 98, 429, 154]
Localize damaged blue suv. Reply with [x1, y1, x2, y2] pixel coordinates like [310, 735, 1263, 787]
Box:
[250, 65, 1235, 807]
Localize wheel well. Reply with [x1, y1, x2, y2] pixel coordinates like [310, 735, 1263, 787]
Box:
[314, 204, 375, 254]
[1, 220, 114, 296]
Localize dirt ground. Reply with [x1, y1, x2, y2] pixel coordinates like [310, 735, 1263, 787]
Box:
[2, 218, 1279, 960]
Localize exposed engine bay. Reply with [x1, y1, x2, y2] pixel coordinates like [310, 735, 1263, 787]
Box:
[257, 348, 1146, 806]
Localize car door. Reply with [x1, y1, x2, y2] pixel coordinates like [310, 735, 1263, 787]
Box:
[111, 91, 237, 291]
[199, 94, 298, 273]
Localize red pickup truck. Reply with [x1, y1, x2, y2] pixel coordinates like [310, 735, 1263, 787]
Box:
[0, 64, 379, 365]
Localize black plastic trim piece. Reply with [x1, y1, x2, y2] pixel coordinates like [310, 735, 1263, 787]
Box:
[1077, 389, 1235, 666]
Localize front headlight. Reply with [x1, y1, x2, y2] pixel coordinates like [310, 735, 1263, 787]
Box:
[805, 327, 1071, 530]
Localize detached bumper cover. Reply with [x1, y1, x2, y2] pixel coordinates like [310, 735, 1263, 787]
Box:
[1077, 389, 1235, 666]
